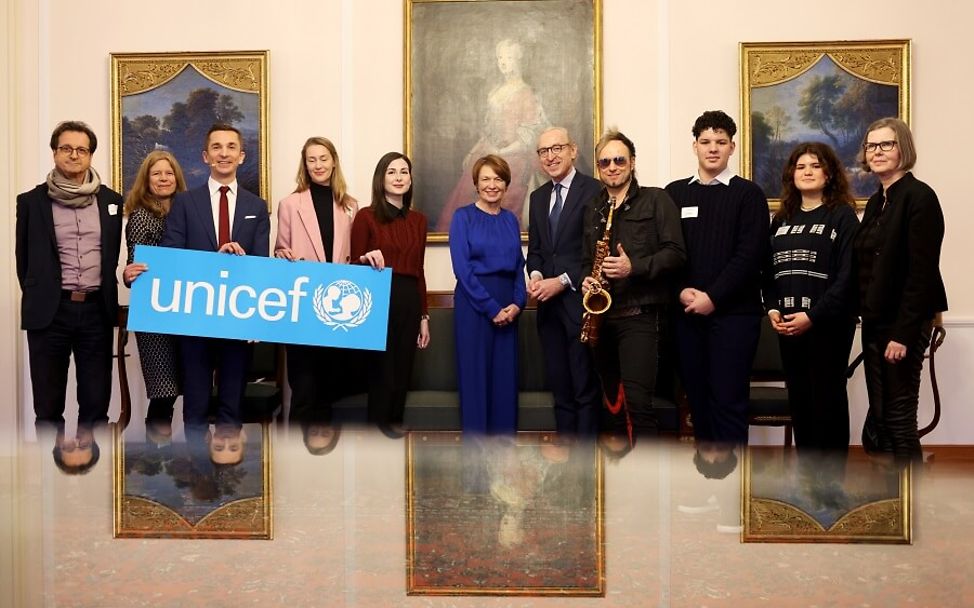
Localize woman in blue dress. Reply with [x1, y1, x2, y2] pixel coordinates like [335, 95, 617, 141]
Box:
[449, 154, 527, 433]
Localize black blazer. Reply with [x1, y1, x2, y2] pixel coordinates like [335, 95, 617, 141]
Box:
[16, 183, 123, 331]
[526, 170, 601, 322]
[856, 172, 948, 345]
[160, 183, 270, 256]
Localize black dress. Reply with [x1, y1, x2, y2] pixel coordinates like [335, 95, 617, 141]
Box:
[126, 207, 180, 399]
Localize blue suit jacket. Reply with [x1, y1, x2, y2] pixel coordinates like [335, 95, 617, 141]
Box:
[160, 183, 270, 256]
[526, 170, 601, 324]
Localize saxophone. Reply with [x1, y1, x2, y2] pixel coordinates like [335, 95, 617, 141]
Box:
[580, 196, 616, 345]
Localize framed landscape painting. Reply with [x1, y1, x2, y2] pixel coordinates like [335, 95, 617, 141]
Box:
[111, 51, 269, 201]
[743, 448, 911, 544]
[740, 40, 910, 207]
[113, 422, 272, 539]
[406, 0, 602, 240]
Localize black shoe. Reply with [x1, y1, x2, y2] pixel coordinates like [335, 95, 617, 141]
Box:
[378, 423, 405, 439]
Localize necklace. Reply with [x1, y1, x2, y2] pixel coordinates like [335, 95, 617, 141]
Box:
[800, 203, 822, 212]
[475, 201, 501, 215]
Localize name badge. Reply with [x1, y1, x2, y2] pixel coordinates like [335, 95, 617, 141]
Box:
[681, 206, 699, 219]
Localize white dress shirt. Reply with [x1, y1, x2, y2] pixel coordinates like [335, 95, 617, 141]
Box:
[689, 165, 735, 186]
[208, 177, 238, 241]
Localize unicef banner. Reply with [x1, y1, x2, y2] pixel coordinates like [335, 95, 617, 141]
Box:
[128, 245, 391, 350]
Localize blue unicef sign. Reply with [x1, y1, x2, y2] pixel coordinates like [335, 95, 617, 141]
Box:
[128, 246, 391, 350]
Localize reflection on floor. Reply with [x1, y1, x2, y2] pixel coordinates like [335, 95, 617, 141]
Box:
[3, 424, 973, 607]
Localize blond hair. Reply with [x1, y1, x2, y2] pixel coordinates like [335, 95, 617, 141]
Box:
[123, 150, 187, 217]
[857, 117, 917, 173]
[294, 136, 352, 211]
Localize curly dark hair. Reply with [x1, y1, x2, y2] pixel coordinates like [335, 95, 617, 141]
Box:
[692, 111, 737, 139]
[692, 442, 738, 480]
[776, 142, 855, 221]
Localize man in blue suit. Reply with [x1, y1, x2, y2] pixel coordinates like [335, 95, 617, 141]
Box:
[160, 123, 270, 427]
[527, 127, 602, 438]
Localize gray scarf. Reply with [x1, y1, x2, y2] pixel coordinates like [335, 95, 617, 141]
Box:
[46, 167, 102, 208]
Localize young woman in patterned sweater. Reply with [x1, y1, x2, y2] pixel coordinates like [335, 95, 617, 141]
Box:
[763, 142, 859, 463]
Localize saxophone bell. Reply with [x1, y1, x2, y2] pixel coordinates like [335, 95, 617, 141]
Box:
[582, 282, 612, 315]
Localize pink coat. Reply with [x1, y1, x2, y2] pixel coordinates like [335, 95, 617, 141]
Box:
[275, 189, 358, 263]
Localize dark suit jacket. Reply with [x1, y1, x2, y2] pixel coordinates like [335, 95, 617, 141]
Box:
[856, 172, 947, 346]
[526, 170, 601, 324]
[16, 183, 123, 330]
[160, 183, 270, 256]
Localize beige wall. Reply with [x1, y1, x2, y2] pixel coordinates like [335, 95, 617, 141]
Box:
[3, 0, 972, 446]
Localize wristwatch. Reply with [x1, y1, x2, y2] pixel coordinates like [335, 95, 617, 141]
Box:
[558, 274, 571, 287]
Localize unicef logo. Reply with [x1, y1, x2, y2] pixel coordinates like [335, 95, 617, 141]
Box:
[313, 280, 373, 331]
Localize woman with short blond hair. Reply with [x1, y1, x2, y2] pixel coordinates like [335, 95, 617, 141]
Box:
[853, 118, 947, 465]
[449, 154, 526, 433]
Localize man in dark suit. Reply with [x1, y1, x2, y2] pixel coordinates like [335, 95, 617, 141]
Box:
[159, 123, 270, 428]
[527, 127, 602, 438]
[16, 120, 123, 435]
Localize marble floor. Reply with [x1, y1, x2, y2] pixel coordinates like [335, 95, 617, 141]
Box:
[1, 424, 972, 607]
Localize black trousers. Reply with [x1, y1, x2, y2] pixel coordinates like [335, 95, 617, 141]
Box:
[27, 295, 113, 427]
[861, 320, 933, 464]
[779, 318, 856, 457]
[537, 302, 600, 436]
[369, 274, 421, 426]
[676, 313, 760, 443]
[286, 344, 344, 424]
[593, 307, 661, 437]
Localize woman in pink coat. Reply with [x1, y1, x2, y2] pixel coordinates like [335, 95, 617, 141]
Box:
[275, 137, 358, 426]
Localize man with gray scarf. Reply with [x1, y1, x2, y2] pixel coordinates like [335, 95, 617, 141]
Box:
[16, 121, 123, 434]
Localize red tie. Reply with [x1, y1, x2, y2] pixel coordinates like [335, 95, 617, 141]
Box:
[218, 185, 230, 247]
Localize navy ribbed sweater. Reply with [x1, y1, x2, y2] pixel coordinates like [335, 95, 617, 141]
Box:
[664, 176, 769, 315]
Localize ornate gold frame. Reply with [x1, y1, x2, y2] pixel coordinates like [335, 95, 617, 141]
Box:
[110, 51, 270, 201]
[742, 449, 911, 544]
[404, 0, 603, 242]
[405, 432, 606, 596]
[112, 423, 273, 540]
[740, 40, 910, 209]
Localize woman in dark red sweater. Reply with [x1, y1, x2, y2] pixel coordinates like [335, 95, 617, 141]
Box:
[350, 152, 430, 437]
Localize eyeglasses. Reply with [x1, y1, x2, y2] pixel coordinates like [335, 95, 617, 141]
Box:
[863, 140, 897, 153]
[536, 143, 571, 158]
[57, 145, 91, 157]
[597, 156, 629, 169]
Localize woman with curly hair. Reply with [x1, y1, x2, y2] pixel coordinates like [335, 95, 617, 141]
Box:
[763, 142, 859, 459]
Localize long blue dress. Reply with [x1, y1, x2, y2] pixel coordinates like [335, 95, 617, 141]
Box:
[449, 204, 527, 433]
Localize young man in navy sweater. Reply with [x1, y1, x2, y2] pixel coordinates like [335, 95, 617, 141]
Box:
[665, 111, 769, 443]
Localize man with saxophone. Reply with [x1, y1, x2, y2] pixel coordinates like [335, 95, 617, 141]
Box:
[581, 130, 686, 443]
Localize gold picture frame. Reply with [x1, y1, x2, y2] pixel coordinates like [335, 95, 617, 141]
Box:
[406, 432, 605, 596]
[405, 0, 603, 241]
[110, 51, 270, 201]
[742, 448, 911, 544]
[112, 422, 273, 540]
[740, 40, 910, 209]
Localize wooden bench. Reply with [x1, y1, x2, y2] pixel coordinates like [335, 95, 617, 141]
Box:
[334, 291, 683, 433]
